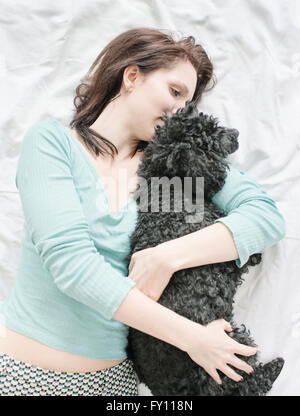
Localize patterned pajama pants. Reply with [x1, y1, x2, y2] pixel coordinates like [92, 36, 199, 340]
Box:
[0, 353, 139, 396]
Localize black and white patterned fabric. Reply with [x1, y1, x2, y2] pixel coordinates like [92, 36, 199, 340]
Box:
[0, 353, 138, 396]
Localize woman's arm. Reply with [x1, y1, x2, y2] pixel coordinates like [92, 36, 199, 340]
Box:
[158, 222, 239, 272]
[16, 121, 136, 321]
[113, 286, 256, 384]
[158, 165, 286, 271]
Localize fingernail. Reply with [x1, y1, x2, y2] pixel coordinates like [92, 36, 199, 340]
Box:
[239, 376, 243, 382]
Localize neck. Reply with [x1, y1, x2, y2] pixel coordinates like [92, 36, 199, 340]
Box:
[90, 99, 140, 161]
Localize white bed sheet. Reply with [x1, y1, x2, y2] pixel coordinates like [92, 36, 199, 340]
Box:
[0, 0, 299, 396]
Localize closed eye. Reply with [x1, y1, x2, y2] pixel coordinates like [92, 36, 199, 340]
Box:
[170, 87, 181, 97]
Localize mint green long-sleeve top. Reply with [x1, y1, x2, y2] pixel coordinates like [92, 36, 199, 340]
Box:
[0, 119, 286, 360]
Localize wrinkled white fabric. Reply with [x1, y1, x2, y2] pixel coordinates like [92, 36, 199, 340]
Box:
[0, 0, 299, 396]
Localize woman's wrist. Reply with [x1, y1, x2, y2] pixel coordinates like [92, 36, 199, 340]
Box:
[156, 222, 239, 273]
[154, 240, 183, 274]
[114, 286, 205, 353]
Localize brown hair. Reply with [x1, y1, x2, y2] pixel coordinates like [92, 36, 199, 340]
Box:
[69, 27, 216, 159]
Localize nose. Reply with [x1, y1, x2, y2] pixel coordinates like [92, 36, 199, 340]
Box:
[164, 102, 186, 119]
[171, 103, 185, 115]
[228, 128, 239, 140]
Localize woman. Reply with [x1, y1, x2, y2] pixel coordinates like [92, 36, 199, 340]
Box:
[0, 27, 285, 396]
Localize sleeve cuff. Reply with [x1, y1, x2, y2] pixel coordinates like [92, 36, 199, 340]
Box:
[106, 275, 137, 321]
[214, 215, 263, 268]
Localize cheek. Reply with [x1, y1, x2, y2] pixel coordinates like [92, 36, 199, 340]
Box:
[128, 103, 155, 140]
[133, 91, 160, 124]
[146, 79, 172, 113]
[130, 83, 172, 139]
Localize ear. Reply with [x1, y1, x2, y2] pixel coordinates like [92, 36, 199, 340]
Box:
[122, 65, 143, 91]
[217, 128, 239, 157]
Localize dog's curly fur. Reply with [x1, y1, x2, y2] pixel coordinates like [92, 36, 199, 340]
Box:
[124, 102, 284, 396]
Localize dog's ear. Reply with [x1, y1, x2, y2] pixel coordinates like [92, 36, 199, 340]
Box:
[194, 113, 240, 159]
[214, 127, 239, 158]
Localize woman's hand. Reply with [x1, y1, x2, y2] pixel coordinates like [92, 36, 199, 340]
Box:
[128, 245, 175, 301]
[186, 319, 256, 384]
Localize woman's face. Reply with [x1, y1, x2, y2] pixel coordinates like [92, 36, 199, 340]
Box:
[124, 59, 198, 141]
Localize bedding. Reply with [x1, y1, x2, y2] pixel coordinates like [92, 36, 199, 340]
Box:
[0, 0, 299, 395]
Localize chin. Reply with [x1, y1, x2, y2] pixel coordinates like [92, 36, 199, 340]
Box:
[156, 117, 165, 127]
[142, 119, 163, 142]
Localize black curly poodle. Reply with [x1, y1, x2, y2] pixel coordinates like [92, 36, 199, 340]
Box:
[124, 102, 284, 396]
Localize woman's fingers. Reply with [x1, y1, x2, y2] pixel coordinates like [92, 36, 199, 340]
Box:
[220, 364, 243, 382]
[228, 356, 254, 374]
[235, 343, 257, 357]
[214, 318, 232, 332]
[198, 320, 258, 385]
[223, 320, 233, 332]
[221, 321, 257, 360]
[209, 369, 222, 385]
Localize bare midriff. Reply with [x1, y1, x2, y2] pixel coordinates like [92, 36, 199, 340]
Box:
[0, 323, 126, 372]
